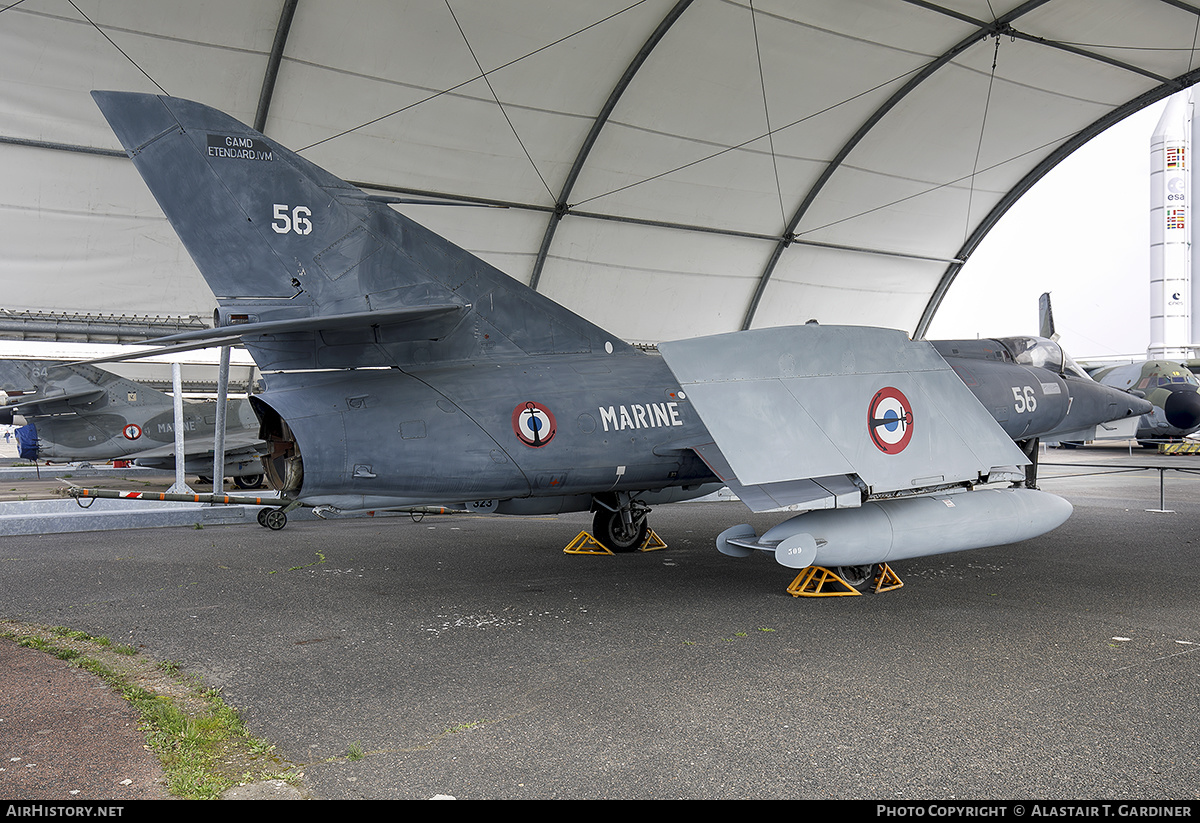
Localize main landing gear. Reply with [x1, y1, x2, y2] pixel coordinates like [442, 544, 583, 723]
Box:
[565, 492, 665, 554]
[786, 563, 904, 597]
[1016, 437, 1040, 489]
[590, 492, 652, 553]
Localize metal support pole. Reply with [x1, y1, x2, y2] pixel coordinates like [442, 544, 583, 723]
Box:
[211, 346, 231, 494]
[1146, 467, 1174, 513]
[166, 362, 193, 494]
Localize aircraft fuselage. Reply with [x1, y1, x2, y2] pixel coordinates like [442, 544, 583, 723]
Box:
[253, 350, 718, 513]
[252, 340, 1147, 514]
[26, 396, 256, 460]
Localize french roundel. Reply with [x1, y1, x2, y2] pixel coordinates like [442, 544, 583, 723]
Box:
[867, 387, 913, 454]
[122, 423, 142, 440]
[512, 401, 557, 448]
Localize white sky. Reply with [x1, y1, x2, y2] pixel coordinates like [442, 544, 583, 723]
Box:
[925, 97, 1173, 362]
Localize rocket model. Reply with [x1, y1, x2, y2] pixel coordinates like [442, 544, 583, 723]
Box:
[1149, 91, 1193, 360]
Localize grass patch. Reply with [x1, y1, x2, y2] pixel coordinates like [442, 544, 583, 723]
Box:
[1, 621, 304, 799]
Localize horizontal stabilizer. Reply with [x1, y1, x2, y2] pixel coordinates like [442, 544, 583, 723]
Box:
[658, 325, 1028, 512]
[2, 388, 106, 412]
[79, 304, 469, 368]
[151, 304, 467, 347]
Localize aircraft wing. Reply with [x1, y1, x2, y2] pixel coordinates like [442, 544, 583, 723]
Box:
[658, 325, 1029, 513]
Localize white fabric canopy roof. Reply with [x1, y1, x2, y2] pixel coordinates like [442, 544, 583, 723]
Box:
[2, 0, 1198, 345]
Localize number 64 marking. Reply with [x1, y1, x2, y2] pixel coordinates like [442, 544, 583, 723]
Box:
[272, 204, 312, 235]
[1012, 385, 1038, 414]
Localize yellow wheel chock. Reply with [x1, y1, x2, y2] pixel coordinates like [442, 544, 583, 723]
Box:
[640, 530, 667, 552]
[564, 531, 612, 555]
[563, 530, 667, 555]
[787, 567, 861, 597]
[786, 563, 904, 597]
[872, 563, 904, 593]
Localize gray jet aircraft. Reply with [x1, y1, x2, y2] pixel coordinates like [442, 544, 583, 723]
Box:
[90, 92, 1150, 586]
[0, 359, 267, 487]
[1038, 292, 1200, 445]
[1089, 359, 1200, 444]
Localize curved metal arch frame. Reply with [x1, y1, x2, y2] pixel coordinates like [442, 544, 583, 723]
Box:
[915, 65, 1200, 340]
[42, 0, 1200, 346]
[252, 0, 700, 295]
[496, 0, 1200, 344]
[253, 0, 300, 134]
[527, 0, 695, 291]
[739, 0, 1199, 333]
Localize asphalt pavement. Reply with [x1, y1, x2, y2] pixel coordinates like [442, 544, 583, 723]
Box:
[1, 443, 1199, 800]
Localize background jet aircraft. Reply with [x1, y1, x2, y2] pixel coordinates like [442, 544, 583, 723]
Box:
[1086, 360, 1200, 444]
[90, 91, 1149, 585]
[0, 359, 267, 487]
[1038, 292, 1200, 445]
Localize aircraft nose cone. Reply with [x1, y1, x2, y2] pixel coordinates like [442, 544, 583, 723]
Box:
[1126, 392, 1155, 417]
[1164, 388, 1200, 432]
[1105, 385, 1153, 418]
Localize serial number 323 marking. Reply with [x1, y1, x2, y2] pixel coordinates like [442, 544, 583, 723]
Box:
[272, 204, 313, 235]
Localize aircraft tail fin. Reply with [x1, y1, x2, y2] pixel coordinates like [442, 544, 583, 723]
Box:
[0, 359, 48, 396]
[91, 91, 629, 371]
[0, 359, 169, 416]
[1039, 292, 1058, 341]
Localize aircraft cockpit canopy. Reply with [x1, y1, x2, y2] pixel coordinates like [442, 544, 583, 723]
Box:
[997, 336, 1091, 380]
[1142, 368, 1200, 388]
